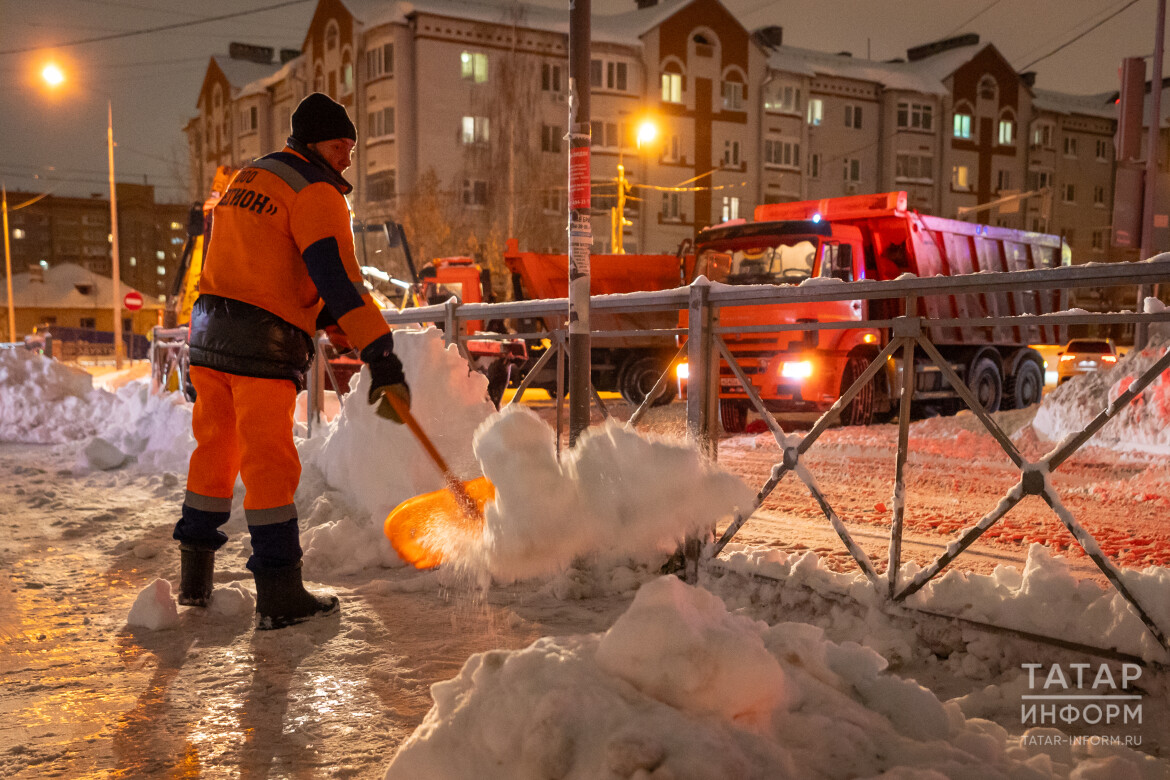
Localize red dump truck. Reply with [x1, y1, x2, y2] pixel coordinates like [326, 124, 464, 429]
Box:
[686, 191, 1069, 431]
[503, 238, 686, 405]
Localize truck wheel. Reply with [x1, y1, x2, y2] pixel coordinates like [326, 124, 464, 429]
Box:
[1004, 359, 1043, 410]
[619, 356, 677, 407]
[839, 355, 875, 426]
[968, 357, 1003, 414]
[720, 400, 748, 433]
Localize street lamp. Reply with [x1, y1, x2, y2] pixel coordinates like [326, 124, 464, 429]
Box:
[612, 117, 659, 254]
[42, 63, 125, 368]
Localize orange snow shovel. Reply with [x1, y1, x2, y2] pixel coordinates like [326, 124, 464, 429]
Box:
[380, 389, 492, 569]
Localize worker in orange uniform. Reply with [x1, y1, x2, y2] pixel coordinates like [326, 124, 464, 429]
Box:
[173, 93, 410, 630]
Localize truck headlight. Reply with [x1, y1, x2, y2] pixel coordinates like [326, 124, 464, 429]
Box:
[676, 362, 689, 380]
[780, 360, 813, 380]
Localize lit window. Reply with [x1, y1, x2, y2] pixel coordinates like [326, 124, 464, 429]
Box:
[156, 250, 165, 260]
[764, 82, 800, 113]
[953, 113, 972, 139]
[722, 81, 744, 111]
[129, 256, 137, 267]
[157, 264, 166, 275]
[721, 196, 740, 222]
[661, 72, 682, 103]
[998, 119, 1015, 145]
[460, 51, 488, 83]
[11, 228, 25, 240]
[461, 116, 489, 145]
[807, 98, 823, 126]
[952, 165, 970, 190]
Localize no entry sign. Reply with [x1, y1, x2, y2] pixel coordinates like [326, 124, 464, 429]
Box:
[123, 291, 144, 311]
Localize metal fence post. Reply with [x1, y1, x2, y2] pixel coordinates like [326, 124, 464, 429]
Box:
[686, 281, 719, 461]
[444, 297, 459, 348]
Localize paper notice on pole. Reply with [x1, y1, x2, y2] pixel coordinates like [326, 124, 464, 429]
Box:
[569, 217, 591, 276]
[569, 147, 590, 210]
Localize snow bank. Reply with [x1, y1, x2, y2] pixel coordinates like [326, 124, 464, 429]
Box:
[720, 543, 1170, 663]
[384, 576, 1161, 779]
[80, 380, 195, 473]
[1031, 330, 1170, 454]
[436, 406, 756, 583]
[0, 349, 119, 443]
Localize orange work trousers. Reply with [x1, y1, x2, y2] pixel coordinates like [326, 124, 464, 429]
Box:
[185, 366, 301, 526]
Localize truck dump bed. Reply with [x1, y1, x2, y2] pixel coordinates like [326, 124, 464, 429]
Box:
[503, 240, 683, 345]
[754, 192, 1070, 346]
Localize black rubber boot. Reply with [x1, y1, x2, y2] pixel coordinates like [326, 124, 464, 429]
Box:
[253, 561, 339, 630]
[178, 544, 215, 607]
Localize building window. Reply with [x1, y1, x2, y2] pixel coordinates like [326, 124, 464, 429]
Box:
[80, 317, 96, 329]
[462, 178, 488, 207]
[953, 112, 972, 139]
[157, 264, 166, 276]
[952, 165, 971, 190]
[662, 134, 680, 162]
[763, 82, 800, 113]
[661, 72, 682, 103]
[590, 120, 621, 150]
[1096, 138, 1108, 161]
[1093, 184, 1106, 206]
[1061, 183, 1076, 203]
[1063, 136, 1078, 157]
[807, 98, 823, 126]
[541, 63, 562, 92]
[897, 101, 933, 131]
[895, 153, 933, 182]
[844, 104, 862, 129]
[721, 196, 740, 222]
[541, 124, 563, 153]
[368, 107, 395, 139]
[808, 153, 820, 179]
[325, 21, 338, 51]
[240, 106, 258, 132]
[11, 228, 25, 240]
[1031, 123, 1053, 149]
[591, 58, 629, 91]
[996, 169, 1012, 191]
[662, 192, 681, 220]
[461, 116, 489, 145]
[1091, 229, 1107, 250]
[367, 170, 396, 202]
[342, 52, 353, 94]
[1029, 170, 1053, 190]
[722, 80, 744, 111]
[722, 140, 740, 166]
[367, 43, 394, 80]
[541, 189, 566, 214]
[843, 158, 860, 182]
[764, 138, 799, 169]
[998, 119, 1015, 145]
[461, 51, 488, 83]
[978, 74, 997, 101]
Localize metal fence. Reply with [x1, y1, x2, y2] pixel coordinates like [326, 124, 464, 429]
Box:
[370, 255, 1170, 656]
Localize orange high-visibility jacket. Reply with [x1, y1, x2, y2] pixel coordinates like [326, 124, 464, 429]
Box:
[199, 147, 389, 354]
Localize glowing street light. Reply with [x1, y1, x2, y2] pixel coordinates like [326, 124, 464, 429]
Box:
[41, 64, 125, 368]
[613, 116, 659, 254]
[41, 63, 65, 88]
[635, 119, 658, 149]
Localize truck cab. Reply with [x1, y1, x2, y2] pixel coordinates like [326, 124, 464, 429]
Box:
[688, 219, 883, 430]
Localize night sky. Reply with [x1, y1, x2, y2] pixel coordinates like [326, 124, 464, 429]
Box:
[0, 0, 1161, 202]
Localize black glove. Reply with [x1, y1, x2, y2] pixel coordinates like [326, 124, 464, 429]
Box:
[362, 335, 410, 423]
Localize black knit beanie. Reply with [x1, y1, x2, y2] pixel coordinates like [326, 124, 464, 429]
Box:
[291, 93, 356, 144]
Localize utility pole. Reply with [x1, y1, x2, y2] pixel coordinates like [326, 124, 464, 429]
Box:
[3, 185, 15, 344]
[108, 100, 125, 369]
[1136, 0, 1165, 351]
[566, 0, 591, 444]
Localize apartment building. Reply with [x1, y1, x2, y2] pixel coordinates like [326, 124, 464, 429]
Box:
[3, 185, 188, 303]
[183, 0, 1123, 276]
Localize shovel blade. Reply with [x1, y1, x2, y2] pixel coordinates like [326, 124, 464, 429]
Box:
[384, 476, 494, 569]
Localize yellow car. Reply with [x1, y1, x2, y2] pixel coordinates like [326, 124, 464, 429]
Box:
[1056, 338, 1118, 383]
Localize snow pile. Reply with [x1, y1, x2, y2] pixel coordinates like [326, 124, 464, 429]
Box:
[438, 407, 756, 583]
[310, 327, 497, 524]
[1030, 332, 1170, 453]
[721, 543, 1170, 663]
[0, 349, 119, 443]
[126, 579, 181, 630]
[384, 575, 1161, 779]
[79, 379, 194, 473]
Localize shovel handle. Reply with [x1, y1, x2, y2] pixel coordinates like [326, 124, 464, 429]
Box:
[382, 388, 453, 477]
[382, 389, 479, 519]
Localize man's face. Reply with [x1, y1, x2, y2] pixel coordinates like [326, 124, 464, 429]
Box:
[311, 138, 356, 174]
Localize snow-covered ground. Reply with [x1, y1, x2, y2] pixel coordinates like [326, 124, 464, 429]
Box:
[1, 330, 1168, 779]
